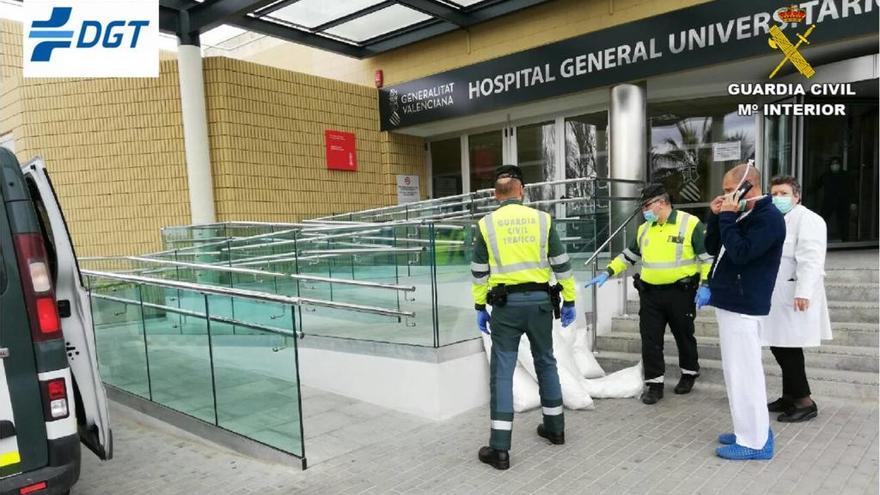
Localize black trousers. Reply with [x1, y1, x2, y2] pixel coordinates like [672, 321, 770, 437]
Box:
[770, 346, 811, 399]
[638, 286, 699, 382]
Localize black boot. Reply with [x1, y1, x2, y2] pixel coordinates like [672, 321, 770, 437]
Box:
[478, 446, 510, 470]
[537, 424, 565, 445]
[674, 374, 699, 394]
[641, 383, 664, 405]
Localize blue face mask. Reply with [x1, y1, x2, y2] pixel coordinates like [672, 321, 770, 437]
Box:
[773, 196, 794, 214]
[643, 210, 658, 223]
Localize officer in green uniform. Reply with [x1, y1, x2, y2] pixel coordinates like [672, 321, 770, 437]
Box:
[586, 183, 713, 404]
[471, 165, 577, 470]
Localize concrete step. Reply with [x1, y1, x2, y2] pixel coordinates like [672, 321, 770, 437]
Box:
[595, 350, 879, 401]
[597, 332, 879, 373]
[624, 299, 878, 324]
[825, 268, 879, 284]
[611, 315, 879, 347]
[825, 282, 879, 302]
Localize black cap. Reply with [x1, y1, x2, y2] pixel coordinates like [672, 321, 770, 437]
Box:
[639, 183, 667, 205]
[495, 164, 524, 185]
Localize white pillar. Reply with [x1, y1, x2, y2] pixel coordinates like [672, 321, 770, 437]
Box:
[608, 83, 647, 251]
[177, 43, 216, 225]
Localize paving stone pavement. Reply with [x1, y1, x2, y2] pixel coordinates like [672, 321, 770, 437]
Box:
[73, 386, 878, 495]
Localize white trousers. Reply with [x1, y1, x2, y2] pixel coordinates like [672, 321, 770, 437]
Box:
[715, 308, 769, 450]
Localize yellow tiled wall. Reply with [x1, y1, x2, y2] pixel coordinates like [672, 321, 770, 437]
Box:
[0, 20, 426, 256]
[244, 0, 709, 86]
[1, 20, 191, 257]
[204, 57, 424, 222]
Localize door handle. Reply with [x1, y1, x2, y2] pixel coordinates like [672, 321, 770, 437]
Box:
[0, 348, 8, 359]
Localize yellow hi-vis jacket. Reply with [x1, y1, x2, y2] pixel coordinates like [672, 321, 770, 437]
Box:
[471, 200, 576, 308]
[607, 209, 713, 285]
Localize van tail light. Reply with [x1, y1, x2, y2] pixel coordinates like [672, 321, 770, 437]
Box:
[13, 233, 62, 341]
[40, 378, 69, 420]
[20, 482, 48, 494]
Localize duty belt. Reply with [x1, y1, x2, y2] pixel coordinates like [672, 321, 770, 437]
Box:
[633, 274, 699, 292]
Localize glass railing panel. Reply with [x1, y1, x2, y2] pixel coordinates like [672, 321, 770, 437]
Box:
[141, 288, 216, 423]
[208, 296, 303, 456]
[89, 278, 150, 398]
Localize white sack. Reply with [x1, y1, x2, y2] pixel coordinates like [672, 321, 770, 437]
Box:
[582, 361, 644, 399]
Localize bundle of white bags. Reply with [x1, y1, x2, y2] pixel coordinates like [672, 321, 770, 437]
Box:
[480, 286, 644, 412]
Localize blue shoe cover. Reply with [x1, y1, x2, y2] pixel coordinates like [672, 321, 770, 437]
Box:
[715, 433, 774, 460]
[718, 433, 736, 445]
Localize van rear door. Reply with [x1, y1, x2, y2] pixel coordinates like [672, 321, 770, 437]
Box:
[21, 158, 112, 460]
[0, 150, 49, 478]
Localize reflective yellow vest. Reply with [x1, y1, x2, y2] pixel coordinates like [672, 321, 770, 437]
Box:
[609, 210, 712, 285]
[478, 204, 552, 287]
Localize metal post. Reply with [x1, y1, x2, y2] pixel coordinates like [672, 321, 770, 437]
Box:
[203, 294, 219, 426]
[291, 306, 307, 468]
[137, 285, 154, 400]
[429, 223, 439, 347]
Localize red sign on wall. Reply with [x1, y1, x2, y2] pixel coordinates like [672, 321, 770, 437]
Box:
[325, 130, 357, 171]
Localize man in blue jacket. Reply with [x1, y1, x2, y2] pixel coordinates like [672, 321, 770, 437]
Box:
[697, 162, 785, 460]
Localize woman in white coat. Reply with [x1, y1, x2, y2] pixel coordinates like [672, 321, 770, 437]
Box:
[763, 175, 832, 422]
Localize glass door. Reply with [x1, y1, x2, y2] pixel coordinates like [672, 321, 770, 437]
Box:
[515, 120, 556, 210]
[801, 87, 878, 246]
[468, 129, 504, 192]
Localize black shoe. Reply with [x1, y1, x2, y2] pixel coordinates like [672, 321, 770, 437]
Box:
[641, 383, 664, 405]
[767, 397, 794, 412]
[478, 446, 510, 470]
[537, 424, 565, 445]
[674, 374, 699, 394]
[778, 401, 818, 423]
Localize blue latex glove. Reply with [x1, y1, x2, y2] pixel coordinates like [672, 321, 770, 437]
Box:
[585, 272, 609, 288]
[477, 309, 491, 334]
[695, 286, 711, 309]
[561, 305, 576, 328]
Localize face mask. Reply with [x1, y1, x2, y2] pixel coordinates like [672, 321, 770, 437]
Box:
[737, 195, 763, 212]
[773, 196, 794, 214]
[643, 210, 658, 223]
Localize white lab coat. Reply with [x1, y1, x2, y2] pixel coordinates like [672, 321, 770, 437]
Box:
[761, 204, 832, 347]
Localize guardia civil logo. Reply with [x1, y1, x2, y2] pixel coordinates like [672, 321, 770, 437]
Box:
[768, 5, 815, 79]
[23, 0, 159, 78]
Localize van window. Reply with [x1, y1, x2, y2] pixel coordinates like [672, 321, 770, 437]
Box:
[25, 177, 58, 281]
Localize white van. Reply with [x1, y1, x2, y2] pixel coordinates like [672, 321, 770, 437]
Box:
[0, 150, 111, 495]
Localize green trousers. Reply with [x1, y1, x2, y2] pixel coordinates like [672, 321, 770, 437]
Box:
[489, 292, 564, 451]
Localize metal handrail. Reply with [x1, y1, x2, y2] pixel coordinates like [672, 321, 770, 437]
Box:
[125, 256, 416, 292]
[82, 270, 415, 318]
[92, 293, 296, 338]
[583, 206, 643, 268]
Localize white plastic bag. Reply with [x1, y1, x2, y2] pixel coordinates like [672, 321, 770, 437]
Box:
[582, 361, 644, 399]
[551, 328, 595, 410]
[569, 324, 605, 379]
[481, 333, 541, 412]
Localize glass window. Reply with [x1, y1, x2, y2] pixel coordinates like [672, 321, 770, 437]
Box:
[564, 113, 607, 216]
[516, 121, 556, 207]
[326, 5, 432, 43]
[649, 97, 756, 207]
[763, 108, 794, 180]
[468, 130, 503, 192]
[267, 0, 384, 29]
[430, 138, 461, 198]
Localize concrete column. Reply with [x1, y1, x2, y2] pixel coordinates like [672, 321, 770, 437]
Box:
[608, 83, 647, 251]
[177, 42, 216, 225]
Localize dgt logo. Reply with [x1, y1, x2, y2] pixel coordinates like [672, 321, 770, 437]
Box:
[30, 7, 150, 62]
[24, 0, 158, 78]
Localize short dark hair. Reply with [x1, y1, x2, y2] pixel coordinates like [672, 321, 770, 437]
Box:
[770, 175, 801, 196]
[495, 177, 518, 196]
